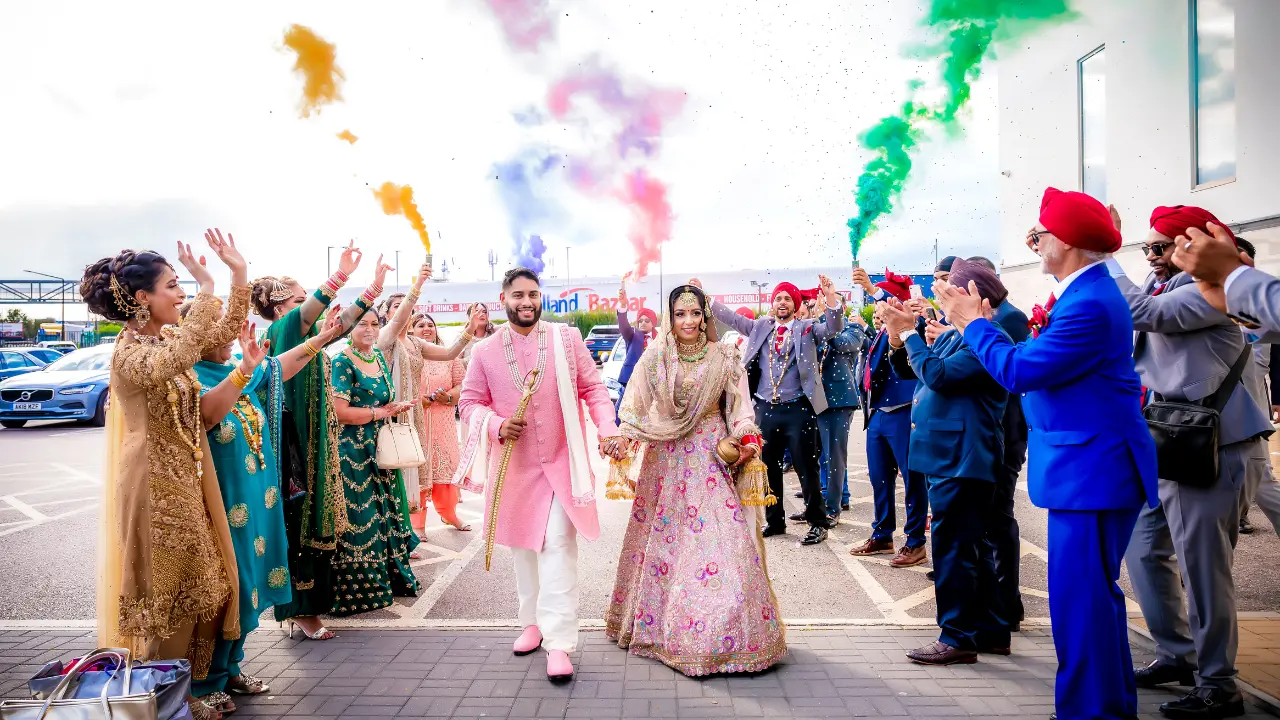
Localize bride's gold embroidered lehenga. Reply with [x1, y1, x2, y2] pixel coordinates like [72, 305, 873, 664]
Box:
[604, 286, 787, 676]
[96, 286, 251, 680]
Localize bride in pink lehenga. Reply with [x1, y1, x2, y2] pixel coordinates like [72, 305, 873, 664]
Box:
[605, 284, 787, 676]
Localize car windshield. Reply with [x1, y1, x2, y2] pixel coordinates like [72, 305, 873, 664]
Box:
[589, 326, 620, 337]
[28, 349, 62, 363]
[44, 348, 111, 372]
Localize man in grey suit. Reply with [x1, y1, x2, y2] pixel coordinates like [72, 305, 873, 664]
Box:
[1109, 205, 1270, 718]
[1230, 239, 1280, 537]
[692, 275, 846, 545]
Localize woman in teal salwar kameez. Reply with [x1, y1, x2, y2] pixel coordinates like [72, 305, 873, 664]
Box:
[188, 316, 342, 715]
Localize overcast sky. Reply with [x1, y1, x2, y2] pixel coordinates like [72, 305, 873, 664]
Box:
[0, 0, 999, 304]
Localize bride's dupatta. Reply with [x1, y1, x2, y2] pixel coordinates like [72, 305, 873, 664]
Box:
[610, 286, 771, 506]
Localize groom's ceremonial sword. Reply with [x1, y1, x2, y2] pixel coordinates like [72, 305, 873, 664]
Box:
[485, 368, 540, 571]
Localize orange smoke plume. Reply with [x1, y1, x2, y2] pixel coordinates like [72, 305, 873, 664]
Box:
[282, 24, 344, 118]
[336, 129, 358, 144]
[372, 182, 431, 252]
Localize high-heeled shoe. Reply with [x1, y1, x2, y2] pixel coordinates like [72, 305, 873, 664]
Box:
[282, 619, 336, 641]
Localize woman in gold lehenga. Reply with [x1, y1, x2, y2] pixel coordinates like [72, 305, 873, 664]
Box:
[605, 285, 787, 676]
[85, 229, 252, 720]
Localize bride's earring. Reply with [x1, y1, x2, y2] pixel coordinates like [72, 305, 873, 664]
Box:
[135, 303, 151, 324]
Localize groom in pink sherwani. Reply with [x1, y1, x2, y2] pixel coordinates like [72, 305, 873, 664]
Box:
[457, 267, 623, 681]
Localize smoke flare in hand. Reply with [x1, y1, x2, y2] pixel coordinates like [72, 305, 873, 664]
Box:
[373, 182, 431, 253]
[336, 129, 358, 144]
[282, 24, 345, 118]
[846, 0, 1074, 259]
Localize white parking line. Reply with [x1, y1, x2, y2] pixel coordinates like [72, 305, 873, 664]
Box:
[1, 495, 48, 522]
[51, 463, 101, 486]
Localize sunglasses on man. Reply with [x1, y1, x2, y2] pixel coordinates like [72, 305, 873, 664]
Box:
[1143, 242, 1174, 257]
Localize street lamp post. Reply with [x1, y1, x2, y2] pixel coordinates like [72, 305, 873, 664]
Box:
[487, 249, 498, 281]
[395, 250, 401, 292]
[749, 280, 769, 316]
[24, 270, 66, 342]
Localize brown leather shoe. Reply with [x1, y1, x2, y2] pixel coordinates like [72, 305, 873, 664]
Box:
[890, 544, 927, 568]
[906, 641, 977, 666]
[848, 537, 894, 556]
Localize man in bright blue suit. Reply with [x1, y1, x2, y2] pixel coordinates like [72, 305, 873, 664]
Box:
[936, 187, 1158, 720]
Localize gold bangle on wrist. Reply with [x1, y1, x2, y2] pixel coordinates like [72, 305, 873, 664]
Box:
[230, 367, 250, 390]
[459, 330, 474, 343]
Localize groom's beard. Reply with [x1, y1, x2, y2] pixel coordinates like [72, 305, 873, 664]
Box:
[506, 304, 542, 328]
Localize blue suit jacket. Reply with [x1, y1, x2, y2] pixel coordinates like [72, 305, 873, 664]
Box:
[862, 326, 920, 421]
[962, 264, 1158, 511]
[818, 323, 862, 410]
[991, 301, 1030, 460]
[892, 329, 1008, 482]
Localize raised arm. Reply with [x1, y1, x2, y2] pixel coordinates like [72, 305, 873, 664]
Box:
[379, 261, 428, 350]
[1225, 267, 1280, 334]
[962, 302, 1108, 395]
[1108, 260, 1227, 333]
[894, 333, 995, 392]
[617, 284, 635, 341]
[570, 328, 620, 438]
[300, 240, 363, 333]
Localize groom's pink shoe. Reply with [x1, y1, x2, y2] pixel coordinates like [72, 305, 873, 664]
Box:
[513, 625, 542, 656]
[546, 650, 574, 681]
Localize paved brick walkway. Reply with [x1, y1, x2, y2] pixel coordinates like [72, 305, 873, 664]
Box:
[2, 627, 1277, 719]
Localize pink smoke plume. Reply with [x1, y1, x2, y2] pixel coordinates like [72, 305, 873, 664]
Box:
[617, 169, 673, 279]
[484, 0, 555, 53]
[546, 61, 686, 278]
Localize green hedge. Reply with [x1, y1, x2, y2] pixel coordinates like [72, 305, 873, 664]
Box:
[543, 309, 618, 337]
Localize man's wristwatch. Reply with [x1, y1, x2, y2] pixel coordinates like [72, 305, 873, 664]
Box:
[898, 329, 916, 346]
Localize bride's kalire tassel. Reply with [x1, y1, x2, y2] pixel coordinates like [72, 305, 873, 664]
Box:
[736, 457, 775, 507]
[605, 455, 636, 500]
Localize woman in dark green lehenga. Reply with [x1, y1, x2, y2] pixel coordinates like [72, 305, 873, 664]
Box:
[249, 244, 395, 639]
[329, 310, 421, 614]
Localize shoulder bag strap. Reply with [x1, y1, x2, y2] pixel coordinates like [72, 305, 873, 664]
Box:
[1205, 347, 1252, 413]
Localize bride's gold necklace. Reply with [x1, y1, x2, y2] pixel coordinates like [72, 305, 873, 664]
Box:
[676, 336, 708, 363]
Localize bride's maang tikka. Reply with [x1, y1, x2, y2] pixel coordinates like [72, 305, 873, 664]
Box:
[675, 290, 701, 311]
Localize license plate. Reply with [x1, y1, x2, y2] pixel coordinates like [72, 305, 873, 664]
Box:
[13, 402, 41, 411]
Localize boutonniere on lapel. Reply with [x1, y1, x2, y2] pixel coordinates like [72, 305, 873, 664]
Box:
[1028, 304, 1050, 339]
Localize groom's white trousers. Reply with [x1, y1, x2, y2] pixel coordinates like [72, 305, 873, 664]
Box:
[512, 497, 580, 652]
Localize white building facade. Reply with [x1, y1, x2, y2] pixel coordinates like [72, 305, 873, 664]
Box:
[997, 0, 1280, 307]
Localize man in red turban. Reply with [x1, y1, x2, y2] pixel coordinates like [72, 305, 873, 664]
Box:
[875, 270, 913, 302]
[1142, 205, 1235, 290]
[935, 186, 1158, 719]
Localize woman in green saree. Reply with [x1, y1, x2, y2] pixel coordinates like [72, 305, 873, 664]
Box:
[250, 243, 394, 639]
[188, 316, 342, 715]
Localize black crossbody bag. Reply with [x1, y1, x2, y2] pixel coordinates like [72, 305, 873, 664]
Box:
[1141, 347, 1250, 488]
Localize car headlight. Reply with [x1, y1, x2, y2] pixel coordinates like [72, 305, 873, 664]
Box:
[59, 385, 96, 395]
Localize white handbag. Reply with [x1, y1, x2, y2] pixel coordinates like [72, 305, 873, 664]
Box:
[1, 648, 157, 720]
[376, 416, 426, 470]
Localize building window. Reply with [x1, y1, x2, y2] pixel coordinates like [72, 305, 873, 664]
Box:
[1192, 0, 1237, 187]
[1078, 45, 1106, 203]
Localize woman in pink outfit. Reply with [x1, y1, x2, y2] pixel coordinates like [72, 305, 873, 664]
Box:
[409, 313, 470, 531]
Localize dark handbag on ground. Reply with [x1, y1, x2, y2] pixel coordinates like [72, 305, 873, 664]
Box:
[1142, 347, 1250, 488]
[2, 648, 159, 720]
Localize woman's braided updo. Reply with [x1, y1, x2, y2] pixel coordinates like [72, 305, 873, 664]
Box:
[250, 275, 298, 320]
[80, 250, 172, 322]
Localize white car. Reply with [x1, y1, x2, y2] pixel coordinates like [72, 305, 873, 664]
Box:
[602, 338, 627, 402]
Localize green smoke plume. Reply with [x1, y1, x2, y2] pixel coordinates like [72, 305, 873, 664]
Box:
[847, 0, 1076, 259]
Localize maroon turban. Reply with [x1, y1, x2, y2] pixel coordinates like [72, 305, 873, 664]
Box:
[771, 282, 801, 305]
[1039, 187, 1122, 253]
[949, 257, 1008, 308]
[874, 269, 913, 302]
[635, 307, 658, 326]
[735, 306, 756, 320]
[1150, 205, 1235, 243]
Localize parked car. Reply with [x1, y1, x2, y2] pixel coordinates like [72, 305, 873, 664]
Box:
[97, 336, 117, 345]
[0, 348, 51, 383]
[0, 344, 112, 428]
[584, 325, 621, 364]
[39, 341, 78, 355]
[602, 337, 627, 402]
